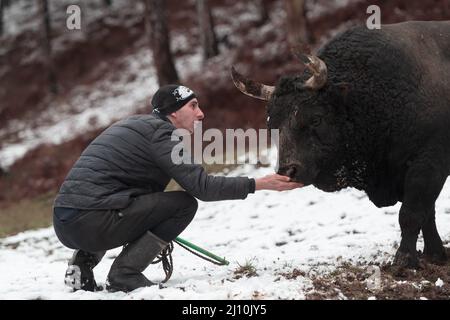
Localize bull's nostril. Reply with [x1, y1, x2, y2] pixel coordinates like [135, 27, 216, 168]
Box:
[286, 166, 297, 178]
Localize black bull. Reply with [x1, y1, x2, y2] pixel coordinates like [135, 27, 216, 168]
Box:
[232, 21, 450, 268]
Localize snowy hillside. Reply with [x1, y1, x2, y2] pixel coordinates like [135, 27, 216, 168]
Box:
[0, 48, 201, 168]
[1, 161, 449, 300]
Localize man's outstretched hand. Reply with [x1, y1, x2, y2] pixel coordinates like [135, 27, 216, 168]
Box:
[255, 174, 304, 191]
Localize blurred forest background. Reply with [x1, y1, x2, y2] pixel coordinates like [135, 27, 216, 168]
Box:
[0, 0, 449, 236]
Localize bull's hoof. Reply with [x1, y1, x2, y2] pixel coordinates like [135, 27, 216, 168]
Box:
[423, 247, 448, 265]
[393, 250, 420, 269]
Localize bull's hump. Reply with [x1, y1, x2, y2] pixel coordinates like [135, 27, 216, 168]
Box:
[381, 21, 450, 55]
[384, 21, 450, 92]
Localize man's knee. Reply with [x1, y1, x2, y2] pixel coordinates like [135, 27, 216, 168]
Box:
[176, 191, 198, 218]
[182, 192, 198, 213]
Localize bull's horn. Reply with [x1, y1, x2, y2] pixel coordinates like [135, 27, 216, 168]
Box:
[230, 66, 275, 101]
[291, 46, 327, 90]
[303, 55, 328, 90]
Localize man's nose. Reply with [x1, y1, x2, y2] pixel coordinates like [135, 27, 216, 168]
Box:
[197, 108, 204, 120]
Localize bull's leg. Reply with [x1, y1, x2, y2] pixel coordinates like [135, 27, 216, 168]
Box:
[394, 203, 422, 268]
[393, 162, 446, 268]
[422, 207, 447, 264]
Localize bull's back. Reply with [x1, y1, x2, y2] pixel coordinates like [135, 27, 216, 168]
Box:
[382, 21, 450, 101]
[326, 21, 450, 164]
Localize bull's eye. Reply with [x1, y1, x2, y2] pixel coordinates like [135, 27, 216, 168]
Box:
[312, 116, 322, 127]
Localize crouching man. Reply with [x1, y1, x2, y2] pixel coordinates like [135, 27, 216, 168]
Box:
[53, 84, 302, 293]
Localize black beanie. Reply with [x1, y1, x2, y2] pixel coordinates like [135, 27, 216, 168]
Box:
[151, 84, 196, 115]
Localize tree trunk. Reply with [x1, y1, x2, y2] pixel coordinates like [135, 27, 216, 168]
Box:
[255, 0, 269, 25]
[39, 0, 58, 94]
[144, 0, 179, 86]
[284, 0, 314, 47]
[0, 0, 5, 37]
[196, 0, 219, 63]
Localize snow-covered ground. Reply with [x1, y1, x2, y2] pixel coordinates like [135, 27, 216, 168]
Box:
[1, 161, 449, 300]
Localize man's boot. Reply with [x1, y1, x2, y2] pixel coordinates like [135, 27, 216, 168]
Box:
[64, 250, 106, 292]
[106, 231, 168, 293]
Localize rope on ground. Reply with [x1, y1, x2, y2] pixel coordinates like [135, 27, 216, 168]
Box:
[151, 239, 228, 283]
[151, 241, 174, 283]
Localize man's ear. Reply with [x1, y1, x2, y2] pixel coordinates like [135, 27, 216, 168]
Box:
[169, 111, 178, 119]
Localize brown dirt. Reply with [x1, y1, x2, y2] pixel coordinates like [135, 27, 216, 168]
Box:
[0, 127, 105, 205]
[293, 247, 450, 300]
[279, 268, 307, 280]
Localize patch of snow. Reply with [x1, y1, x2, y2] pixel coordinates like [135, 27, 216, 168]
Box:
[435, 278, 444, 287]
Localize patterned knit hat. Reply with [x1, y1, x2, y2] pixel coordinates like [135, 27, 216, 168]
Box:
[151, 84, 196, 115]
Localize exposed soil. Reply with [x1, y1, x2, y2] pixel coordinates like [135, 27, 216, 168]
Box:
[296, 247, 450, 299]
[0, 127, 104, 205]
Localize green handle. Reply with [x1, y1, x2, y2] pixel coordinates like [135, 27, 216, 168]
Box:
[175, 236, 230, 265]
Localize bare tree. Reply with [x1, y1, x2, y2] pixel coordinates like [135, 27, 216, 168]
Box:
[39, 0, 58, 94]
[0, 0, 11, 37]
[284, 0, 314, 47]
[196, 0, 218, 63]
[144, 0, 179, 86]
[255, 0, 269, 25]
[0, 0, 5, 37]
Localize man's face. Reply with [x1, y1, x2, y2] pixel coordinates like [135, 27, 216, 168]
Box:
[168, 98, 204, 133]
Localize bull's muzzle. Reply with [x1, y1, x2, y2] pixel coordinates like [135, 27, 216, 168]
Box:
[277, 164, 299, 180]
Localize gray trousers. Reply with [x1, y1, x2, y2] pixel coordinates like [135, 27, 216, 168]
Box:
[53, 191, 198, 253]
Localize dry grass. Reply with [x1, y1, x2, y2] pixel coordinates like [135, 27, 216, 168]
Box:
[0, 192, 55, 238]
[233, 259, 259, 279]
